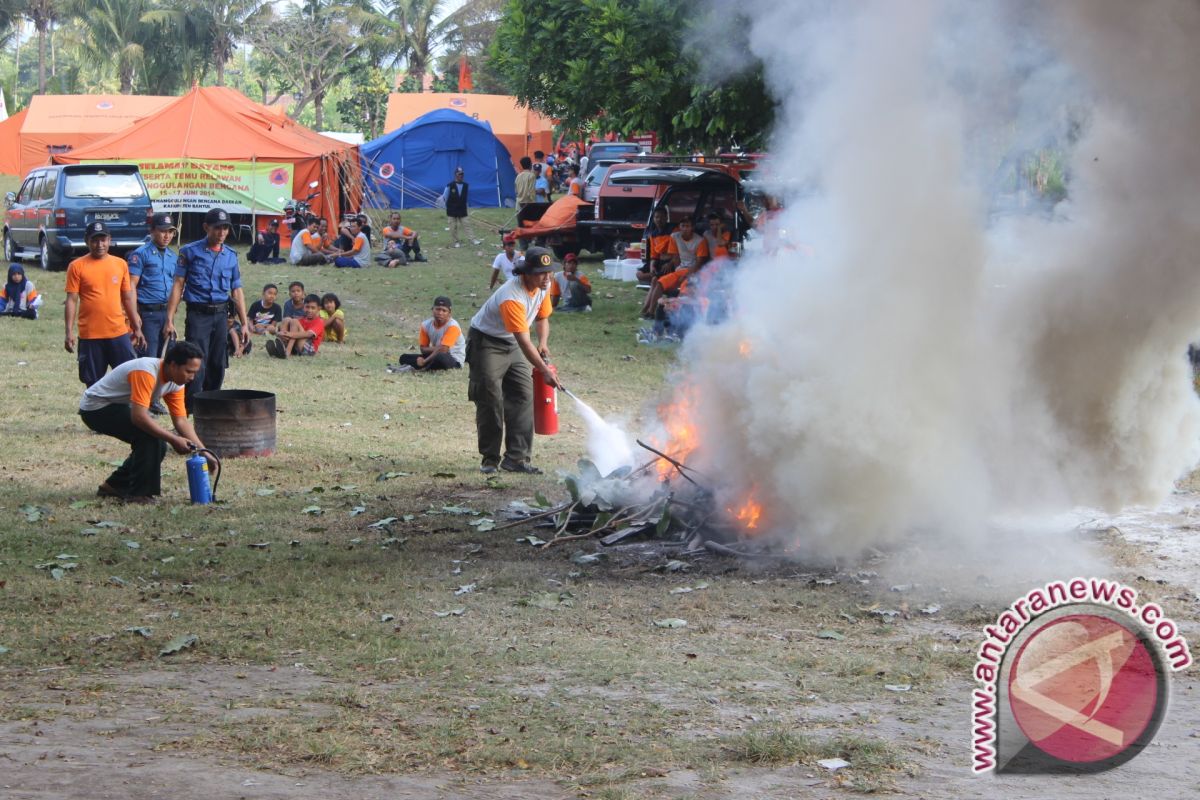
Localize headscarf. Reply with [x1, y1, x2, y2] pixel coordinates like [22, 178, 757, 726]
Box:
[4, 264, 27, 311]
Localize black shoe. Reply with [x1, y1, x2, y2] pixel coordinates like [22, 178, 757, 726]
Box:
[500, 458, 542, 474]
[480, 464, 497, 474]
[414, 253, 428, 263]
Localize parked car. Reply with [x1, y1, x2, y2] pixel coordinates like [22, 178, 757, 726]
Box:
[577, 161, 754, 258]
[585, 142, 644, 163]
[582, 158, 624, 202]
[4, 163, 153, 270]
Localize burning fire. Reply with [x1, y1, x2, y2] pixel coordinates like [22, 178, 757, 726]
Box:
[653, 386, 700, 479]
[738, 339, 752, 357]
[728, 490, 764, 534]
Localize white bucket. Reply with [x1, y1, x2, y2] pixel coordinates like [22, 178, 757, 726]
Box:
[620, 258, 642, 282]
[603, 258, 621, 279]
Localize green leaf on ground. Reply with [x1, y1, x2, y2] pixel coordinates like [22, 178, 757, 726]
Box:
[159, 634, 198, 656]
[349, 506, 367, 517]
[817, 630, 845, 640]
[520, 591, 574, 610]
[376, 471, 411, 481]
[368, 517, 398, 529]
[125, 627, 154, 639]
[301, 505, 322, 515]
[654, 618, 688, 629]
[534, 492, 551, 508]
[516, 535, 546, 546]
[69, 500, 91, 510]
[433, 608, 466, 617]
[255, 488, 276, 496]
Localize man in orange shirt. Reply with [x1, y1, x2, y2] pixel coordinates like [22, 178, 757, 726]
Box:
[639, 216, 709, 318]
[380, 211, 427, 265]
[64, 221, 145, 386]
[79, 341, 212, 503]
[467, 246, 561, 474]
[550, 253, 592, 311]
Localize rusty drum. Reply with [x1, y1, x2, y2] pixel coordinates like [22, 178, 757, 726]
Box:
[192, 390, 276, 458]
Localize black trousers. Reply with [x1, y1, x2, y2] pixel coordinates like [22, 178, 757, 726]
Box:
[248, 234, 281, 263]
[136, 308, 168, 358]
[399, 352, 460, 370]
[78, 335, 137, 387]
[184, 306, 228, 410]
[80, 404, 168, 497]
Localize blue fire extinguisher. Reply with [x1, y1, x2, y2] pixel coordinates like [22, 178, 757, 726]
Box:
[186, 447, 222, 504]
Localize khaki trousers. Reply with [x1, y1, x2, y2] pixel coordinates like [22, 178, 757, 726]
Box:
[466, 328, 533, 465]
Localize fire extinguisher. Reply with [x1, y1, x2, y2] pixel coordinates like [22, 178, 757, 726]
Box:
[186, 446, 222, 504]
[533, 363, 558, 435]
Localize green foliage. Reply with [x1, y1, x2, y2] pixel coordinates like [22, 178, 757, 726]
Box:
[334, 64, 391, 138]
[491, 0, 774, 151]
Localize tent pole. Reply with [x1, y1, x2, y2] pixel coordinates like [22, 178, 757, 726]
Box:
[495, 152, 501, 207]
[250, 154, 257, 241]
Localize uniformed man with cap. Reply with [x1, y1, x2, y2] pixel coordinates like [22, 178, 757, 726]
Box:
[164, 207, 249, 409]
[127, 212, 178, 361]
[64, 221, 145, 387]
[466, 245, 562, 474]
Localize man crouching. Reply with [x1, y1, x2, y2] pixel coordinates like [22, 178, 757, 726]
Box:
[79, 341, 214, 503]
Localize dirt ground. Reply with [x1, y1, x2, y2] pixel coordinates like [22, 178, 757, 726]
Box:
[3, 497, 1199, 799]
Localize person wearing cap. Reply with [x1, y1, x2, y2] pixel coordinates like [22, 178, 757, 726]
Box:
[127, 213, 178, 364]
[550, 253, 592, 312]
[466, 245, 561, 474]
[397, 296, 466, 372]
[489, 235, 519, 291]
[442, 166, 471, 247]
[64, 221, 145, 387]
[165, 207, 249, 409]
[248, 219, 285, 264]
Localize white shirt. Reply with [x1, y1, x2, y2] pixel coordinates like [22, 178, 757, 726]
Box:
[288, 231, 307, 264]
[492, 251, 517, 282]
[80, 357, 184, 412]
[470, 277, 550, 341]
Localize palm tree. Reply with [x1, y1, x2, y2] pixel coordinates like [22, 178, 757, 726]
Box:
[66, 0, 151, 94]
[140, 0, 219, 88]
[205, 0, 273, 86]
[387, 0, 450, 89]
[20, 0, 58, 94]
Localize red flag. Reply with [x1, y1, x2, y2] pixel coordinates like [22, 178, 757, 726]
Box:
[457, 57, 473, 93]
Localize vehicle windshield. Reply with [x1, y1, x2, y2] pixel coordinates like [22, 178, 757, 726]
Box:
[63, 171, 144, 199]
[585, 165, 612, 187]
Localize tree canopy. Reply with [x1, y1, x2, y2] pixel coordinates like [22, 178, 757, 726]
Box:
[490, 0, 775, 151]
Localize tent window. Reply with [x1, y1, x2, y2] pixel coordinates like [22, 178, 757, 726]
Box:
[432, 131, 466, 152]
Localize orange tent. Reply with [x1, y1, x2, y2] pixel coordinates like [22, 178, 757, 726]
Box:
[19, 94, 173, 175]
[515, 195, 589, 239]
[384, 93, 554, 169]
[54, 86, 360, 230]
[0, 108, 29, 175]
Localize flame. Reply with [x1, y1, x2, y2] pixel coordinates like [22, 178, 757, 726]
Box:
[738, 339, 752, 357]
[729, 490, 764, 534]
[653, 386, 700, 479]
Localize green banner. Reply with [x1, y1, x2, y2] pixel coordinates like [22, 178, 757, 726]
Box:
[85, 158, 294, 215]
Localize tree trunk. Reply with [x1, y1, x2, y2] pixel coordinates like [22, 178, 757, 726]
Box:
[215, 58, 224, 86]
[50, 23, 55, 78]
[37, 26, 46, 94]
[314, 88, 324, 129]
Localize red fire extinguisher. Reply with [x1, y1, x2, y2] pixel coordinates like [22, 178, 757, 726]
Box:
[533, 363, 558, 435]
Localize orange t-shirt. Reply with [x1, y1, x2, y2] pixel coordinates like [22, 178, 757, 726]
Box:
[127, 365, 186, 417]
[65, 254, 131, 340]
[648, 233, 672, 260]
[499, 289, 552, 333]
[301, 231, 320, 250]
[550, 274, 591, 297]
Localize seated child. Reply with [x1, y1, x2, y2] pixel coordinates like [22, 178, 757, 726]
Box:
[1, 264, 42, 319]
[267, 294, 325, 358]
[281, 281, 307, 320]
[227, 307, 252, 357]
[319, 292, 346, 343]
[550, 253, 592, 311]
[398, 296, 465, 371]
[247, 283, 283, 335]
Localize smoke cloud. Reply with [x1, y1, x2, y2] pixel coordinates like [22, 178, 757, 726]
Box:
[674, 0, 1200, 562]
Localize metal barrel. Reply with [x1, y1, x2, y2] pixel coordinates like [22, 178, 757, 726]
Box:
[192, 389, 276, 458]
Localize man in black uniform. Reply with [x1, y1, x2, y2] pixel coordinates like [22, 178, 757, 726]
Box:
[442, 166, 470, 247]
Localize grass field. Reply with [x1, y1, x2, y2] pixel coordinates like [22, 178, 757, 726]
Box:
[9, 205, 1185, 797]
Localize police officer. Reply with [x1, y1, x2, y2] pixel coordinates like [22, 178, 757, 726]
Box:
[164, 207, 249, 410]
[128, 213, 178, 361]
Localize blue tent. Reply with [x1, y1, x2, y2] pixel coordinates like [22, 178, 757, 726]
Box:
[360, 108, 517, 210]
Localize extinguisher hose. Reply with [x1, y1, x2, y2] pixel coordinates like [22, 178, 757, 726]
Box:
[189, 446, 222, 500]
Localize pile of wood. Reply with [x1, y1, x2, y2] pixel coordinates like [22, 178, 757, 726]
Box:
[500, 441, 768, 558]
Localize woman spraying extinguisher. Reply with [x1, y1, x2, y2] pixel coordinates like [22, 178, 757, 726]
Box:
[466, 246, 562, 475]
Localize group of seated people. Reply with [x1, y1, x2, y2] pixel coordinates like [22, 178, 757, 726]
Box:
[279, 212, 430, 270]
[228, 280, 346, 359]
[637, 207, 738, 338]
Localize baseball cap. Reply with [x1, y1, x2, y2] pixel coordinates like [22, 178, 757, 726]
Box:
[519, 245, 557, 274]
[204, 207, 231, 227]
[85, 221, 110, 239]
[150, 212, 177, 230]
[502, 232, 517, 245]
[563, 252, 578, 264]
[433, 296, 452, 308]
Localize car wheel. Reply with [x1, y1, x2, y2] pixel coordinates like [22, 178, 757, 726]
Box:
[3, 231, 15, 262]
[39, 237, 53, 270]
